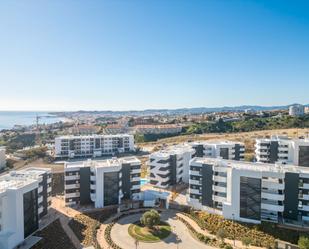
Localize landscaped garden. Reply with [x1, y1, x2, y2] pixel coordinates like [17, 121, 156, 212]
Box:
[183, 209, 309, 248]
[128, 209, 171, 242]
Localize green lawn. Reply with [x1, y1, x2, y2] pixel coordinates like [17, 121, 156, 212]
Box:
[128, 221, 171, 242]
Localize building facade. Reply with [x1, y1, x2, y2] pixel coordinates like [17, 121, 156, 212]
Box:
[55, 134, 135, 158]
[191, 141, 245, 160]
[64, 157, 141, 208]
[188, 158, 309, 226]
[0, 147, 6, 170]
[255, 135, 309, 167]
[149, 145, 194, 188]
[289, 104, 305, 117]
[0, 168, 52, 249]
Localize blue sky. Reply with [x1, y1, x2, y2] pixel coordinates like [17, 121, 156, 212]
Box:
[0, 0, 308, 111]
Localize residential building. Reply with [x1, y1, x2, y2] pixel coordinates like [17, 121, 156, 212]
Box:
[149, 145, 194, 188]
[103, 124, 128, 134]
[255, 135, 309, 167]
[0, 147, 6, 170]
[0, 168, 52, 249]
[132, 124, 182, 135]
[289, 104, 305, 116]
[191, 141, 245, 160]
[188, 158, 309, 226]
[64, 157, 141, 208]
[55, 134, 135, 158]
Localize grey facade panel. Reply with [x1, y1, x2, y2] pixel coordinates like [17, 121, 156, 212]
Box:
[234, 144, 241, 161]
[201, 164, 213, 207]
[40, 173, 48, 218]
[104, 172, 120, 206]
[23, 189, 39, 238]
[220, 148, 229, 160]
[79, 167, 92, 205]
[283, 172, 299, 220]
[169, 155, 177, 186]
[299, 146, 309, 167]
[194, 145, 205, 157]
[122, 163, 131, 200]
[239, 177, 261, 221]
[270, 141, 279, 163]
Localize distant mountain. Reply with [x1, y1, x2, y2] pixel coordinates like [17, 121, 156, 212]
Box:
[52, 104, 309, 116]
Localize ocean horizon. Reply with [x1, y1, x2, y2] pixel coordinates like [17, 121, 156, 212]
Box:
[0, 111, 63, 130]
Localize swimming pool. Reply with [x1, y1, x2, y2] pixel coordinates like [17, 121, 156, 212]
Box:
[140, 178, 150, 186]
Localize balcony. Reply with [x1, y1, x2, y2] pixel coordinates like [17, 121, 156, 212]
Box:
[213, 175, 227, 183]
[190, 188, 202, 195]
[190, 170, 201, 176]
[262, 180, 284, 190]
[213, 195, 226, 203]
[261, 192, 284, 201]
[261, 203, 284, 212]
[190, 179, 201, 185]
[66, 192, 80, 198]
[65, 183, 80, 189]
[213, 185, 226, 193]
[65, 175, 80, 181]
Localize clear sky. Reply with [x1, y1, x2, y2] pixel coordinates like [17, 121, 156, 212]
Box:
[0, 0, 308, 111]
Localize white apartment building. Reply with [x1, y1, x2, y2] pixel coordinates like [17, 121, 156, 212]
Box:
[255, 135, 309, 167]
[64, 157, 141, 208]
[191, 141, 245, 160]
[289, 104, 305, 116]
[149, 145, 194, 188]
[188, 158, 309, 226]
[0, 168, 52, 249]
[0, 147, 6, 170]
[55, 134, 135, 158]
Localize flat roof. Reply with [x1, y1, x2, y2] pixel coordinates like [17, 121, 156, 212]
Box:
[151, 144, 194, 157]
[65, 156, 140, 169]
[56, 134, 132, 139]
[191, 140, 244, 146]
[0, 174, 38, 194]
[191, 157, 309, 174]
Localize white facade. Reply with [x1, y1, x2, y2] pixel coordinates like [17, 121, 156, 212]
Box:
[0, 168, 52, 249]
[64, 157, 141, 208]
[191, 141, 245, 160]
[0, 147, 6, 170]
[289, 104, 305, 116]
[55, 134, 135, 158]
[149, 145, 194, 188]
[188, 158, 309, 226]
[255, 135, 309, 166]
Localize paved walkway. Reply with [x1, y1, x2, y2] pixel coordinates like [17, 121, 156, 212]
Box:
[106, 210, 216, 249]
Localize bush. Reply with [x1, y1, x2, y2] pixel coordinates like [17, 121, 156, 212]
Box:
[298, 236, 309, 249]
[225, 244, 233, 249]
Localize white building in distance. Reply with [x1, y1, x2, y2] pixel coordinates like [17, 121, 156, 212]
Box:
[0, 147, 6, 170]
[255, 135, 309, 167]
[55, 134, 135, 158]
[149, 145, 194, 188]
[289, 104, 305, 116]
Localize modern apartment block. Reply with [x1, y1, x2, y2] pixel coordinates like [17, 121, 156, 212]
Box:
[0, 147, 6, 170]
[191, 141, 245, 160]
[255, 135, 309, 167]
[0, 168, 52, 249]
[188, 158, 309, 226]
[64, 157, 141, 208]
[149, 145, 194, 188]
[289, 104, 305, 117]
[55, 134, 135, 158]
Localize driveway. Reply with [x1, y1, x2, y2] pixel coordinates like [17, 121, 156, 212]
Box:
[110, 210, 216, 249]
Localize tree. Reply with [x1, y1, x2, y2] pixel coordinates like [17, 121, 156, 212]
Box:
[241, 237, 252, 248]
[298, 236, 309, 249]
[140, 209, 161, 229]
[216, 228, 227, 243]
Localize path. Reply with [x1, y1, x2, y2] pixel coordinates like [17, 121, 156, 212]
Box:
[108, 210, 216, 249]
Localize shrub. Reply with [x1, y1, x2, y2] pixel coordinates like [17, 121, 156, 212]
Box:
[225, 244, 233, 249]
[241, 237, 252, 248]
[298, 236, 309, 249]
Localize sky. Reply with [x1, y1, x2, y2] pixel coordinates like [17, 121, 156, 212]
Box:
[0, 0, 308, 111]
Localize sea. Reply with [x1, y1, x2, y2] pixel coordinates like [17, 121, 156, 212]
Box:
[0, 111, 63, 131]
